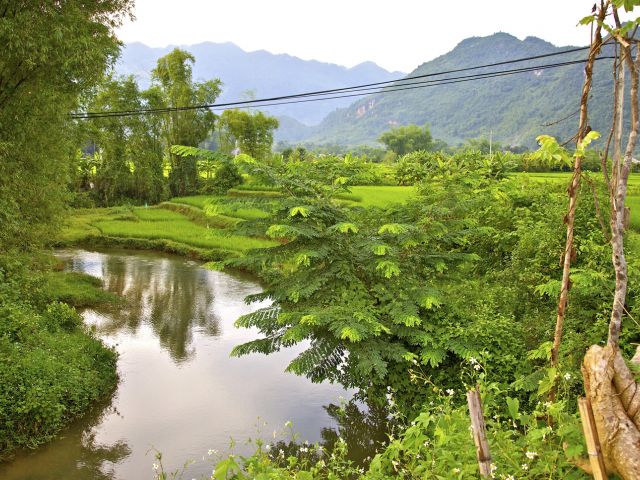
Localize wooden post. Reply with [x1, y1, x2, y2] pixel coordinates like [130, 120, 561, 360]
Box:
[578, 397, 608, 479]
[467, 387, 492, 478]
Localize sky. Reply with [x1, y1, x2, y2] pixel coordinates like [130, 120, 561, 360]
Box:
[117, 0, 612, 73]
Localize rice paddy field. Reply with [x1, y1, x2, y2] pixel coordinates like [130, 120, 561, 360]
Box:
[59, 176, 640, 259]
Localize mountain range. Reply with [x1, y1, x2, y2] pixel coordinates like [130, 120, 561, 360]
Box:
[116, 42, 402, 125]
[117, 34, 617, 150]
[289, 33, 618, 149]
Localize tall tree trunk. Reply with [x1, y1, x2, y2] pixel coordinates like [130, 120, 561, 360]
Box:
[550, 2, 607, 376]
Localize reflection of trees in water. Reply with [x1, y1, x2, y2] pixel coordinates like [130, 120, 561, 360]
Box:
[91, 254, 220, 362]
[268, 399, 391, 469]
[320, 399, 391, 466]
[0, 392, 130, 480]
[75, 415, 131, 480]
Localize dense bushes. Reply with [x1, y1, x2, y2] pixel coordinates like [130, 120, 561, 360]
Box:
[0, 256, 118, 459]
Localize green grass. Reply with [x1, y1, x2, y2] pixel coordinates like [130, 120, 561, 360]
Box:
[171, 195, 270, 220]
[171, 195, 219, 209]
[132, 207, 187, 221]
[42, 271, 119, 308]
[60, 206, 277, 256]
[94, 218, 276, 252]
[348, 186, 418, 208]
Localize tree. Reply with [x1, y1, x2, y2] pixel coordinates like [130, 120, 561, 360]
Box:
[150, 48, 222, 196]
[535, 1, 640, 476]
[378, 124, 434, 156]
[217, 109, 279, 160]
[83, 75, 167, 205]
[0, 0, 133, 250]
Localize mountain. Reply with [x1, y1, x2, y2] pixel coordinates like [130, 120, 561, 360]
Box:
[295, 33, 616, 149]
[115, 42, 402, 125]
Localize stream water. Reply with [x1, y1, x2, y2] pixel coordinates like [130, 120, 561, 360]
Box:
[0, 249, 367, 480]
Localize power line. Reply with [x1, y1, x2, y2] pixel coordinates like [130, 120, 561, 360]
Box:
[72, 47, 602, 120]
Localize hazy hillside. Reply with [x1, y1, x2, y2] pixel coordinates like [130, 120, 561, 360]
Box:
[296, 33, 616, 149]
[116, 42, 402, 125]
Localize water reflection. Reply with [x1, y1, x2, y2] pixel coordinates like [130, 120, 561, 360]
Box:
[0, 249, 352, 480]
[0, 397, 130, 480]
[67, 252, 221, 362]
[320, 400, 392, 465]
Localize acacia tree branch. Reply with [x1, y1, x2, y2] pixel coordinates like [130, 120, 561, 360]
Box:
[550, 0, 609, 374]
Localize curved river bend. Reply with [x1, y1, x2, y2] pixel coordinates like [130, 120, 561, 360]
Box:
[0, 249, 354, 480]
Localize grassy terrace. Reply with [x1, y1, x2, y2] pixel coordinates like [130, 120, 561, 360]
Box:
[59, 179, 640, 260]
[59, 186, 418, 258]
[59, 206, 278, 258]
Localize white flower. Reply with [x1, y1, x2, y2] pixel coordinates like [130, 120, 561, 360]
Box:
[279, 449, 285, 457]
[521, 463, 529, 470]
[446, 388, 455, 396]
[265, 444, 271, 451]
[453, 467, 461, 473]
[505, 475, 515, 480]
[525, 451, 537, 460]
[564, 372, 572, 380]
[152, 463, 159, 471]
[474, 363, 482, 371]
[207, 449, 217, 456]
[469, 357, 478, 364]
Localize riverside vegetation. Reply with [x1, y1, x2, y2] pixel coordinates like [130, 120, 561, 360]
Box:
[58, 147, 640, 478]
[3, 0, 640, 478]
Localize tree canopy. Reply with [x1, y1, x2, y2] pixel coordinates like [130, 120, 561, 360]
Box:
[378, 124, 434, 155]
[217, 109, 280, 160]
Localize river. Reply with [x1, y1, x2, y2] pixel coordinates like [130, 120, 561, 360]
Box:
[0, 249, 367, 480]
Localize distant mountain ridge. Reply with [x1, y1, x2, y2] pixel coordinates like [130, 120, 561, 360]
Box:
[115, 42, 403, 125]
[283, 33, 617, 149]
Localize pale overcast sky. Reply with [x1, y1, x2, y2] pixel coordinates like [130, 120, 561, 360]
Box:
[117, 1, 616, 72]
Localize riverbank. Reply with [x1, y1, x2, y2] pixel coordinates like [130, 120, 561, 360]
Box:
[0, 249, 355, 480]
[0, 256, 120, 461]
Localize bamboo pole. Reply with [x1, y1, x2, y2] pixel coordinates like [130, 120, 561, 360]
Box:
[467, 387, 492, 478]
[578, 397, 608, 479]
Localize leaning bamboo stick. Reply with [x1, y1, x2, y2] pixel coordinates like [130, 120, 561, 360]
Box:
[578, 397, 608, 479]
[467, 387, 492, 478]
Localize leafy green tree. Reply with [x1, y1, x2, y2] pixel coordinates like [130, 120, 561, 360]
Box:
[460, 137, 503, 154]
[378, 124, 434, 156]
[150, 48, 222, 196]
[217, 109, 279, 160]
[0, 0, 132, 250]
[83, 76, 167, 205]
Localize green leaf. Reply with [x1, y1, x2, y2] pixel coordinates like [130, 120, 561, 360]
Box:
[376, 260, 401, 278]
[300, 314, 317, 326]
[289, 206, 309, 217]
[372, 244, 389, 255]
[340, 327, 362, 342]
[506, 396, 520, 421]
[378, 223, 408, 235]
[578, 14, 595, 25]
[266, 224, 290, 238]
[537, 367, 558, 395]
[333, 176, 348, 185]
[527, 341, 553, 361]
[403, 315, 422, 327]
[333, 222, 359, 234]
[422, 295, 442, 309]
